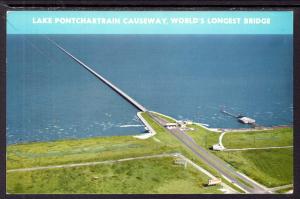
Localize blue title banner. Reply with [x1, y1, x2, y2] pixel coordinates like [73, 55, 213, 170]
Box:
[7, 11, 293, 35]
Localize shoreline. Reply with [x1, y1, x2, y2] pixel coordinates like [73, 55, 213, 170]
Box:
[7, 111, 293, 145]
[151, 111, 292, 133]
[195, 123, 293, 133]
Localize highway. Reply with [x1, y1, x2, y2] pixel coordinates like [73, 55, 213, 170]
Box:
[49, 38, 147, 112]
[149, 112, 271, 194]
[47, 38, 270, 194]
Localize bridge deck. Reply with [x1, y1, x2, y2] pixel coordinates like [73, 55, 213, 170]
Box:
[51, 40, 147, 112]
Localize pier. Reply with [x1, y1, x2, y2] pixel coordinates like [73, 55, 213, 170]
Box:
[221, 109, 256, 125]
[221, 109, 238, 118]
[50, 39, 147, 112]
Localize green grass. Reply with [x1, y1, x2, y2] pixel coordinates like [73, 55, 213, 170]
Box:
[7, 112, 218, 174]
[140, 113, 226, 180]
[235, 176, 254, 189]
[7, 112, 193, 170]
[220, 176, 245, 193]
[276, 187, 293, 194]
[222, 128, 293, 149]
[213, 148, 293, 187]
[7, 135, 171, 170]
[185, 123, 293, 188]
[7, 157, 222, 194]
[186, 124, 220, 150]
[141, 113, 244, 193]
[141, 112, 180, 147]
[7, 112, 229, 194]
[150, 111, 177, 123]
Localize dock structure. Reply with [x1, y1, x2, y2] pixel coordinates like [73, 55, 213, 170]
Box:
[221, 109, 238, 118]
[221, 109, 256, 125]
[50, 39, 147, 112]
[237, 116, 256, 124]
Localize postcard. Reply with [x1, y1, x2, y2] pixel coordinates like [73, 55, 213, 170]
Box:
[6, 10, 293, 194]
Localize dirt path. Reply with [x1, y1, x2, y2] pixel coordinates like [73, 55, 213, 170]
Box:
[7, 153, 177, 173]
[269, 184, 293, 192]
[224, 146, 293, 151]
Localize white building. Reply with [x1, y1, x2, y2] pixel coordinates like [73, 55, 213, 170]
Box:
[212, 144, 225, 151]
[238, 117, 256, 124]
[164, 120, 193, 130]
[208, 178, 222, 186]
[164, 123, 178, 129]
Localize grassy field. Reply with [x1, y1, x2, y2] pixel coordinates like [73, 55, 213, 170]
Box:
[213, 148, 293, 188]
[8, 111, 197, 170]
[7, 157, 222, 194]
[7, 112, 230, 194]
[185, 124, 293, 188]
[150, 111, 177, 123]
[276, 187, 293, 194]
[7, 113, 202, 170]
[7, 135, 170, 169]
[139, 112, 226, 179]
[7, 112, 293, 193]
[186, 124, 220, 150]
[222, 128, 293, 149]
[6, 113, 293, 193]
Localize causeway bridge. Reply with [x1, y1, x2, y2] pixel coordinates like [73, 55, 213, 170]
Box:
[50, 39, 147, 112]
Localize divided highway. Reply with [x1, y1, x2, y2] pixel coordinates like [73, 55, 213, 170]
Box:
[149, 112, 271, 194]
[47, 38, 270, 194]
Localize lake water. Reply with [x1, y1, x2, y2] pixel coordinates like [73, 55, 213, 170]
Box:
[7, 35, 293, 144]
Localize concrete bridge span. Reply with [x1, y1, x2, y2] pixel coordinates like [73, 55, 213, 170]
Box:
[50, 39, 147, 112]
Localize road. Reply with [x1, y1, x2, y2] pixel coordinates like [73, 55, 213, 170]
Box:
[7, 153, 178, 173]
[224, 146, 293, 151]
[269, 184, 293, 192]
[149, 112, 271, 194]
[49, 38, 147, 112]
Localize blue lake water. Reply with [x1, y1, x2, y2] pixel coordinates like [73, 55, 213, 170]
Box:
[7, 35, 293, 144]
